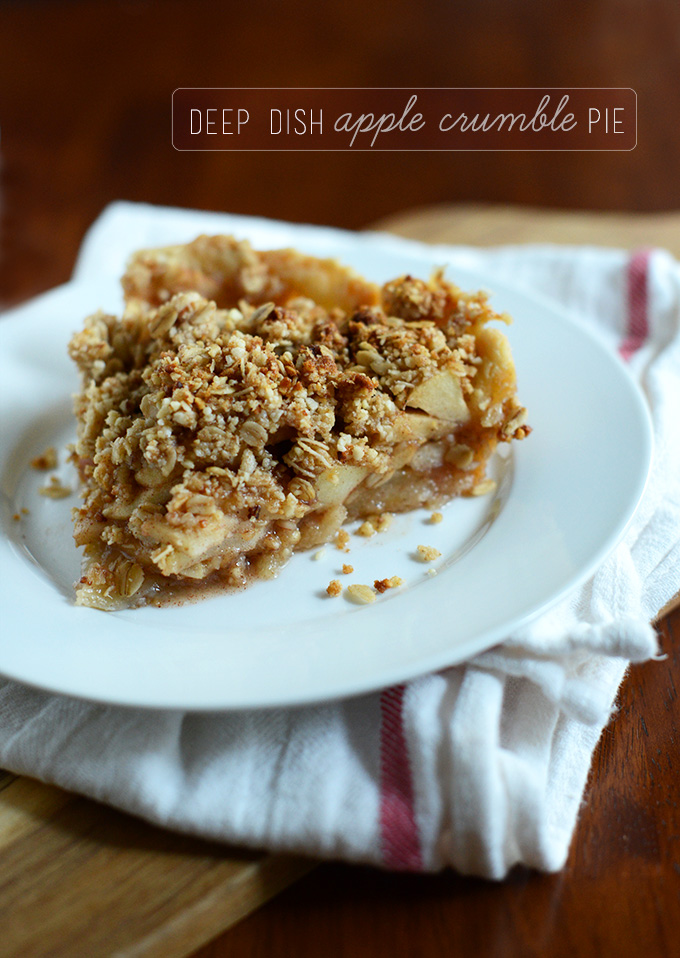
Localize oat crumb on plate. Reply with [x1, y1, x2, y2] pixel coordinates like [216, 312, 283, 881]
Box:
[326, 579, 342, 597]
[429, 511, 443, 524]
[374, 575, 404, 593]
[416, 544, 441, 562]
[336, 529, 351, 551]
[31, 447, 58, 470]
[342, 564, 354, 574]
[357, 520, 375, 537]
[470, 479, 497, 497]
[345, 583, 377, 604]
[39, 476, 72, 499]
[373, 513, 393, 532]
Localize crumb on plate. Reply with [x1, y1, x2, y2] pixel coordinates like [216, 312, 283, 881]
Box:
[374, 575, 403, 594]
[470, 479, 497, 497]
[39, 477, 72, 499]
[345, 583, 376, 604]
[373, 513, 393, 532]
[356, 520, 375, 537]
[31, 447, 58, 470]
[416, 544, 441, 562]
[336, 529, 350, 551]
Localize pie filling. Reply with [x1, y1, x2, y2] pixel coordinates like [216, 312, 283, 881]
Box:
[68, 235, 530, 610]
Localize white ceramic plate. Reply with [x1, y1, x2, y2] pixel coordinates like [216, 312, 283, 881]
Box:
[0, 250, 652, 710]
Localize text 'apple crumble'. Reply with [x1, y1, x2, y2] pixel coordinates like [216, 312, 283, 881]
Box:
[68, 235, 530, 609]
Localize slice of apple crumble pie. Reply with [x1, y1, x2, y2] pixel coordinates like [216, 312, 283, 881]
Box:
[68, 235, 530, 609]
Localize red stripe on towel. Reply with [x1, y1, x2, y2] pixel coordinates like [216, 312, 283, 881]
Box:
[379, 685, 422, 870]
[620, 250, 652, 361]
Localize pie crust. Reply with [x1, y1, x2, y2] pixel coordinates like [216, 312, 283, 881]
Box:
[68, 235, 530, 609]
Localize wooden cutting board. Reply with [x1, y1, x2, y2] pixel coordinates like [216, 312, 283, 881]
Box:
[2, 205, 678, 958]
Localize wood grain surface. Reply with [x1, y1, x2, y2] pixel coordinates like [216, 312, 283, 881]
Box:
[1, 0, 679, 955]
[375, 204, 680, 259]
[0, 771, 313, 958]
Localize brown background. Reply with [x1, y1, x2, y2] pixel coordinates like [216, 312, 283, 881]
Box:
[1, 0, 679, 306]
[0, 1, 679, 956]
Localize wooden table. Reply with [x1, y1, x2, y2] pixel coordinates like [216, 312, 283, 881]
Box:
[1, 0, 679, 953]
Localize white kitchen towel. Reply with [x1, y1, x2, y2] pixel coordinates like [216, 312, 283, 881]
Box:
[1, 203, 678, 877]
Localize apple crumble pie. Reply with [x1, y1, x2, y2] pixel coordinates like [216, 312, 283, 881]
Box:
[68, 234, 530, 609]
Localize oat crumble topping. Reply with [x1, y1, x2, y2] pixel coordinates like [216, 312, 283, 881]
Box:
[67, 234, 529, 610]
